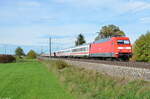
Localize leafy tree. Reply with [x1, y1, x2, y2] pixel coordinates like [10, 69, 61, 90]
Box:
[75, 34, 86, 46]
[15, 47, 25, 58]
[27, 50, 37, 59]
[95, 24, 125, 41]
[133, 31, 150, 62]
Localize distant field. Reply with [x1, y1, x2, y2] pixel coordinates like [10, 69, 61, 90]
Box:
[0, 60, 73, 99]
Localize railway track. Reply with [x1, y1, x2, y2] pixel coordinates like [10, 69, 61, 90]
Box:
[51, 57, 150, 69]
[39, 57, 150, 81]
[39, 56, 150, 69]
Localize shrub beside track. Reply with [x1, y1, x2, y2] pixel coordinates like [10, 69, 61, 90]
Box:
[0, 55, 16, 63]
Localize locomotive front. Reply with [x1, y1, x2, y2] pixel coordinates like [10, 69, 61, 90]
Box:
[113, 37, 132, 60]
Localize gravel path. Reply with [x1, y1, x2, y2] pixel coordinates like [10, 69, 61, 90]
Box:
[39, 57, 150, 81]
[63, 59, 150, 81]
[58, 58, 150, 69]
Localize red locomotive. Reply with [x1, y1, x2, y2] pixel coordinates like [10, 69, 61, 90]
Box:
[54, 36, 132, 61]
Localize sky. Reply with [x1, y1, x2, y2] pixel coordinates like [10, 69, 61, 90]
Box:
[0, 0, 150, 54]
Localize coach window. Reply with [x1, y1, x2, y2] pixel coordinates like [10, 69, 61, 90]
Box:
[83, 48, 85, 51]
[77, 48, 78, 51]
[82, 48, 84, 51]
[79, 48, 81, 51]
[86, 47, 88, 51]
[81, 48, 85, 51]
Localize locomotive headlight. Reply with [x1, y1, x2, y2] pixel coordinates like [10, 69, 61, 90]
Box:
[118, 47, 124, 49]
[118, 47, 131, 49]
[125, 47, 131, 49]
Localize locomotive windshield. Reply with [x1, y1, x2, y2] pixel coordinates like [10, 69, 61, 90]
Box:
[117, 40, 130, 44]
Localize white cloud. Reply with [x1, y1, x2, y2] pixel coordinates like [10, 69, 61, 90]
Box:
[55, 0, 150, 13]
[140, 17, 150, 23]
[122, 1, 150, 13]
[18, 1, 41, 7]
[56, 0, 114, 5]
[0, 23, 98, 47]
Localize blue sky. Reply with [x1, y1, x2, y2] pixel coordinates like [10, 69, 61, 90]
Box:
[0, 0, 150, 54]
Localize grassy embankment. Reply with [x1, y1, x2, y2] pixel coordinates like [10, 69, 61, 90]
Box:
[0, 59, 73, 99]
[44, 60, 150, 99]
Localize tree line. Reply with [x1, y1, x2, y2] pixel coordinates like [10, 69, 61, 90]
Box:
[75, 24, 125, 46]
[0, 47, 37, 63]
[75, 24, 150, 62]
[15, 47, 37, 59]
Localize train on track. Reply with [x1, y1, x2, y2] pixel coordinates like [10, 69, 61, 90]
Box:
[44, 36, 132, 61]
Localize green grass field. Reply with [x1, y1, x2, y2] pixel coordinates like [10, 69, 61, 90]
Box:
[0, 60, 73, 99]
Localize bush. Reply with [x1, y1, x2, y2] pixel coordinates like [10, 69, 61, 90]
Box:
[0, 55, 16, 63]
[133, 32, 150, 62]
[27, 50, 37, 59]
[45, 60, 70, 70]
[55, 60, 70, 69]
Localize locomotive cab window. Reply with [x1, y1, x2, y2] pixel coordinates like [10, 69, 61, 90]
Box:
[117, 40, 130, 44]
